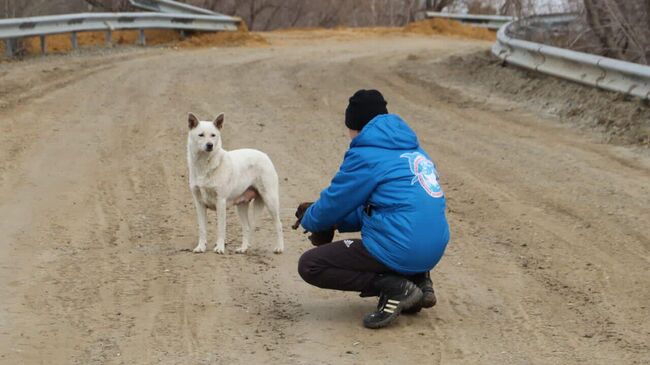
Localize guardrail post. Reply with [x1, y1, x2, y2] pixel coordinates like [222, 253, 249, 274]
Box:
[4, 39, 14, 57]
[180, 30, 187, 39]
[70, 32, 78, 50]
[39, 35, 47, 54]
[0, 12, 240, 58]
[138, 29, 146, 46]
[105, 30, 112, 45]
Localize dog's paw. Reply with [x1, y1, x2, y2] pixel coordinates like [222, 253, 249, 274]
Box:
[193, 244, 207, 253]
[214, 245, 225, 254]
[235, 246, 248, 254]
[273, 246, 284, 254]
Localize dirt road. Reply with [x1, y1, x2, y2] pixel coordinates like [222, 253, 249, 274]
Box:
[0, 31, 648, 364]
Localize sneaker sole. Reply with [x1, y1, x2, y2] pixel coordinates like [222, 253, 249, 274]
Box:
[403, 288, 437, 315]
[363, 283, 423, 329]
[421, 291, 437, 308]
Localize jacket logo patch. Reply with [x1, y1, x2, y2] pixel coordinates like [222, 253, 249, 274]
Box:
[400, 152, 443, 198]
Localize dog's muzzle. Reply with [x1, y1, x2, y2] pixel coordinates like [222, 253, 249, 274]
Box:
[205, 143, 214, 152]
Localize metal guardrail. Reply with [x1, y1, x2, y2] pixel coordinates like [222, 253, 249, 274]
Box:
[129, 0, 223, 16]
[0, 12, 239, 57]
[425, 11, 513, 30]
[492, 13, 650, 100]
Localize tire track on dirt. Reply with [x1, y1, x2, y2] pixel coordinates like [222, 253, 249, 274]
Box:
[0, 34, 647, 365]
[301, 46, 649, 362]
[389, 52, 649, 361]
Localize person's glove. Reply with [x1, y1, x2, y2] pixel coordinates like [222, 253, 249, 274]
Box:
[292, 202, 335, 246]
[307, 229, 335, 246]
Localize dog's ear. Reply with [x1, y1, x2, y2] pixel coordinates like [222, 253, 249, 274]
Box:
[214, 113, 225, 130]
[188, 113, 199, 130]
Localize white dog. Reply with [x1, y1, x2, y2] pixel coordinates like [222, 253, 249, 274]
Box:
[186, 112, 284, 254]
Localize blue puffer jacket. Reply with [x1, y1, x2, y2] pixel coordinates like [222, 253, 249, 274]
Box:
[301, 114, 450, 275]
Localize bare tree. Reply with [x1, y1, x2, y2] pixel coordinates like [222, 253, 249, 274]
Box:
[583, 0, 649, 64]
[84, 0, 131, 11]
[404, 0, 419, 23]
[466, 0, 497, 14]
[315, 0, 343, 28]
[500, 0, 528, 17]
[425, 0, 454, 11]
[288, 1, 306, 27]
[504, 0, 649, 65]
[1, 0, 30, 18]
[2, 0, 86, 18]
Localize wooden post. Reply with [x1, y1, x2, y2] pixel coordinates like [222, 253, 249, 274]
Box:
[138, 29, 146, 46]
[4, 39, 13, 57]
[40, 35, 47, 54]
[105, 30, 112, 45]
[180, 30, 187, 40]
[70, 32, 78, 50]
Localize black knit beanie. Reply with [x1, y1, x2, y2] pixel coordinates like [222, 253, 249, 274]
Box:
[345, 89, 388, 131]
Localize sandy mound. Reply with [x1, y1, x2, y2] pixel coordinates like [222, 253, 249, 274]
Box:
[404, 19, 496, 41]
[177, 30, 268, 48]
[3, 27, 266, 56]
[268, 19, 496, 43]
[266, 27, 395, 44]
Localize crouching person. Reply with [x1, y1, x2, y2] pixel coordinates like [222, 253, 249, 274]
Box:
[296, 89, 450, 329]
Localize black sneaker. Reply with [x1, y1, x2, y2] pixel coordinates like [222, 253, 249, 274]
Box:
[362, 275, 423, 329]
[420, 272, 437, 308]
[402, 272, 437, 314]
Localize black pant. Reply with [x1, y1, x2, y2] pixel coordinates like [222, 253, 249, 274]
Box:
[298, 239, 393, 295]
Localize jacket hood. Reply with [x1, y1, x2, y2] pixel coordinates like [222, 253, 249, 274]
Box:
[350, 114, 419, 150]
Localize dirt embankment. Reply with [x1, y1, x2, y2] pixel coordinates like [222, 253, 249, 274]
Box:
[403, 19, 495, 41]
[403, 50, 650, 147]
[0, 29, 268, 56]
[0, 18, 491, 58]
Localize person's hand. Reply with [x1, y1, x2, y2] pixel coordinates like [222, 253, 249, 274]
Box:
[307, 229, 335, 246]
[292, 202, 313, 230]
[292, 201, 336, 246]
